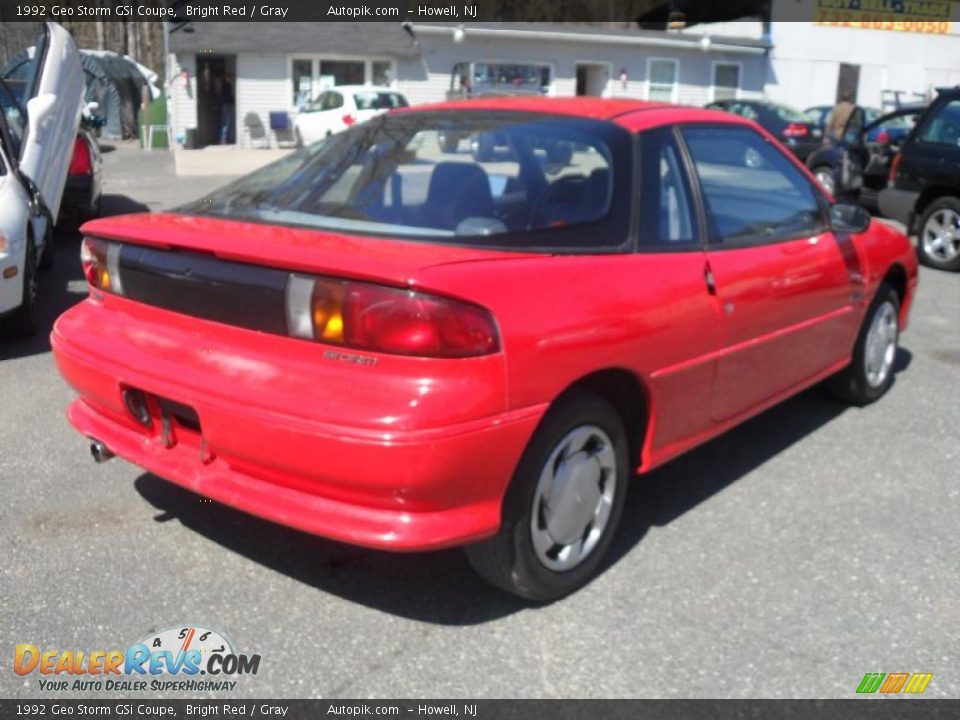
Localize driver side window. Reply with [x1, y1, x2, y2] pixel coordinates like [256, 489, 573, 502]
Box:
[681, 126, 826, 246]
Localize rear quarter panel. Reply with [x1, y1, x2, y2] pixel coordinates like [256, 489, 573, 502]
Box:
[414, 251, 721, 458]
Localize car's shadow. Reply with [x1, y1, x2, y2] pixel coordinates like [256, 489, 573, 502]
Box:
[0, 196, 151, 362]
[132, 348, 912, 625]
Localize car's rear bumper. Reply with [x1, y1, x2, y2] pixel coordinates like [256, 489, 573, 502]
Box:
[51, 299, 544, 551]
[879, 188, 919, 228]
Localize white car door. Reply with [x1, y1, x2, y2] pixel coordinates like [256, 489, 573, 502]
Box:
[2, 22, 84, 222]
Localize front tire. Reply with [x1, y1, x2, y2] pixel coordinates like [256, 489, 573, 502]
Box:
[917, 196, 960, 271]
[465, 392, 629, 602]
[827, 283, 900, 405]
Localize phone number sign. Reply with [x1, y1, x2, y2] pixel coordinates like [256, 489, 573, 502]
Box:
[814, 0, 955, 34]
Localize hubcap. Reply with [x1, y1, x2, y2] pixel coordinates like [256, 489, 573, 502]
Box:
[815, 169, 835, 195]
[922, 208, 960, 262]
[864, 300, 898, 388]
[530, 425, 617, 572]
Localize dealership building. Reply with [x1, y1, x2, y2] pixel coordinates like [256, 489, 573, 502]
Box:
[166, 4, 960, 149]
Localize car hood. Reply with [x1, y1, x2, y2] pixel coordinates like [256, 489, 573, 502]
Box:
[80, 212, 540, 287]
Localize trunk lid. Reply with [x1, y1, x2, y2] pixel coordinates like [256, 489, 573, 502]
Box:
[81, 212, 538, 287]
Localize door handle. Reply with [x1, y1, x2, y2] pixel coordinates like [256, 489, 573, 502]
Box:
[704, 266, 717, 295]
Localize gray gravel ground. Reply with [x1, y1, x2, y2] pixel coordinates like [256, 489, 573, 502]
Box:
[1, 143, 957, 700]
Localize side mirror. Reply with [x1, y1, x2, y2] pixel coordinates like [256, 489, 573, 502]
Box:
[830, 202, 871, 233]
[26, 93, 57, 129]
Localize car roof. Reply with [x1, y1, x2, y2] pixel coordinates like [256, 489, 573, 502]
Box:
[392, 96, 759, 131]
[325, 85, 407, 94]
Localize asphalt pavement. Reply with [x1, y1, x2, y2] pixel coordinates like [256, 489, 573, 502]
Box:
[1, 143, 957, 700]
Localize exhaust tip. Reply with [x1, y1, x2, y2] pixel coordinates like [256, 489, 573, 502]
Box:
[90, 440, 115, 464]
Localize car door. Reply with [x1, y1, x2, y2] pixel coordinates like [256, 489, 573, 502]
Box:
[0, 22, 84, 222]
[632, 125, 722, 453]
[678, 124, 862, 423]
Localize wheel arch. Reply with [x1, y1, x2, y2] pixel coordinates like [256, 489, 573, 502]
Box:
[881, 262, 908, 306]
[551, 367, 652, 473]
[913, 187, 960, 231]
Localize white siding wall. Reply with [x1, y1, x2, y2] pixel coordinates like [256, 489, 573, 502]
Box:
[766, 22, 960, 109]
[401, 34, 766, 106]
[170, 33, 767, 143]
[170, 53, 197, 140]
[236, 54, 289, 148]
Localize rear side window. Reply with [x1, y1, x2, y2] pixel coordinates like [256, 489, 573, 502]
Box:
[681, 126, 825, 246]
[322, 92, 344, 111]
[354, 92, 408, 110]
[919, 99, 960, 147]
[639, 127, 696, 247]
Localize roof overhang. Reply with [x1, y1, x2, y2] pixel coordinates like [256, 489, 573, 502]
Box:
[410, 23, 770, 55]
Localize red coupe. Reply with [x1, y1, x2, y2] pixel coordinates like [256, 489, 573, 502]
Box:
[52, 98, 918, 600]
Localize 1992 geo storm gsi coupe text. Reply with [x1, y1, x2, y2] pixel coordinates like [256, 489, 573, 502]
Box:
[51, 98, 918, 600]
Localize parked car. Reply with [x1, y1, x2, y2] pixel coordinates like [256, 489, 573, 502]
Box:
[880, 86, 960, 271]
[0, 22, 84, 337]
[805, 105, 917, 146]
[292, 85, 409, 146]
[59, 116, 103, 229]
[705, 99, 823, 161]
[53, 98, 918, 601]
[805, 105, 925, 205]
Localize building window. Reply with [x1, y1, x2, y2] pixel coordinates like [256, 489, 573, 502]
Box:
[290, 57, 394, 107]
[292, 58, 313, 108]
[372, 61, 392, 86]
[320, 60, 365, 87]
[647, 59, 678, 102]
[713, 63, 740, 101]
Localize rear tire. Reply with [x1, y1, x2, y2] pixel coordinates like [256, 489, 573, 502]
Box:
[465, 391, 629, 602]
[916, 196, 960, 271]
[3, 233, 39, 339]
[826, 283, 900, 405]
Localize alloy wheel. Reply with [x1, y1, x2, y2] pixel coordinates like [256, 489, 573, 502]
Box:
[530, 424, 617, 572]
[864, 300, 898, 388]
[921, 208, 960, 263]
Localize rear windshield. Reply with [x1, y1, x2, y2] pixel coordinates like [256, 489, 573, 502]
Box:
[772, 104, 809, 123]
[354, 92, 408, 110]
[180, 111, 632, 251]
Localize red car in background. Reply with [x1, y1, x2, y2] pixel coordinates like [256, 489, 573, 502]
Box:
[51, 98, 918, 601]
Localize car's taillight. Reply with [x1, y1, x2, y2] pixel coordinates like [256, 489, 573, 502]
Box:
[69, 136, 92, 176]
[889, 152, 902, 186]
[80, 237, 123, 295]
[286, 275, 499, 358]
[342, 114, 356, 126]
[783, 123, 809, 138]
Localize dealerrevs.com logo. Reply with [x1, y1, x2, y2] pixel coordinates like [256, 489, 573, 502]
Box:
[14, 626, 261, 692]
[856, 672, 934, 694]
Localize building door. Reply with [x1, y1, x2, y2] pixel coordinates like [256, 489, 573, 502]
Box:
[575, 63, 607, 96]
[196, 54, 237, 147]
[837, 63, 860, 103]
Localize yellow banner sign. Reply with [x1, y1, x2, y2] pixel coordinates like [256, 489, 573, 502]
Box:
[814, 0, 955, 33]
